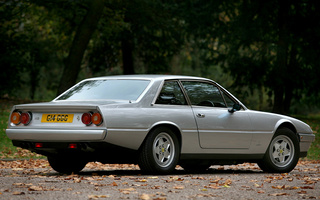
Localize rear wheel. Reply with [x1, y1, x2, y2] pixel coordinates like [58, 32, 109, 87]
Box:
[258, 127, 299, 173]
[48, 155, 87, 174]
[138, 127, 180, 174]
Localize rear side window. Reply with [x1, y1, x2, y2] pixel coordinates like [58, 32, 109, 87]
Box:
[155, 81, 187, 105]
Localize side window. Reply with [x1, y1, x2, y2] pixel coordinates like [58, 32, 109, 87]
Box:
[182, 81, 226, 107]
[155, 81, 187, 105]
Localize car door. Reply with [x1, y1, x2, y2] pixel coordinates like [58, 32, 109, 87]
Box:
[181, 81, 253, 149]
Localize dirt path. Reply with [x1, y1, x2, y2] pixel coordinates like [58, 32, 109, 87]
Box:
[0, 160, 319, 199]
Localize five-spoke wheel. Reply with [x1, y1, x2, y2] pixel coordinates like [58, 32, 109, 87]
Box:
[269, 135, 294, 168]
[153, 132, 175, 168]
[258, 127, 299, 173]
[138, 127, 179, 174]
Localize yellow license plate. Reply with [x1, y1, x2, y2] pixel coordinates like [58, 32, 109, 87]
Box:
[41, 114, 74, 123]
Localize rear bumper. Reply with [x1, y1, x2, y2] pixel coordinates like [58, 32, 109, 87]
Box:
[6, 128, 107, 141]
[299, 133, 315, 157]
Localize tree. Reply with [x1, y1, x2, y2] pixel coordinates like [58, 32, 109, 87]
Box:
[180, 0, 320, 114]
[57, 0, 105, 95]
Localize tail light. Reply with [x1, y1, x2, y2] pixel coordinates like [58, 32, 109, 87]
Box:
[81, 112, 103, 126]
[81, 113, 92, 125]
[20, 112, 32, 125]
[92, 112, 103, 125]
[10, 111, 32, 125]
[10, 112, 21, 125]
[68, 143, 77, 149]
[35, 143, 43, 148]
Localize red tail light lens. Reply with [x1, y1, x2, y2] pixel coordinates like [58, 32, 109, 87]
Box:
[35, 143, 43, 148]
[68, 143, 77, 149]
[11, 112, 21, 125]
[20, 112, 32, 125]
[81, 113, 92, 125]
[92, 112, 103, 126]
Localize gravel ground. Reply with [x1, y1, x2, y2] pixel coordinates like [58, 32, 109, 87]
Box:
[0, 159, 319, 200]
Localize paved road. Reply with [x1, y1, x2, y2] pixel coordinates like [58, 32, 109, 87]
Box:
[0, 160, 319, 199]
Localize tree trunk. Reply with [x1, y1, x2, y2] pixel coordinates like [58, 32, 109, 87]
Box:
[57, 0, 104, 96]
[272, 0, 289, 114]
[121, 34, 135, 75]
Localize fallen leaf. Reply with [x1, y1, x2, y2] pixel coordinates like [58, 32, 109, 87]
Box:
[210, 179, 221, 183]
[223, 184, 230, 188]
[88, 194, 109, 199]
[300, 186, 315, 189]
[205, 184, 220, 189]
[140, 193, 151, 200]
[269, 193, 289, 196]
[119, 187, 136, 194]
[111, 182, 118, 186]
[304, 180, 316, 185]
[136, 179, 147, 182]
[12, 191, 25, 195]
[173, 186, 184, 190]
[28, 186, 43, 191]
[224, 179, 232, 186]
[148, 176, 158, 179]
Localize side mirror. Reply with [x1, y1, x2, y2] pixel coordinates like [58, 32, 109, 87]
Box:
[228, 103, 241, 113]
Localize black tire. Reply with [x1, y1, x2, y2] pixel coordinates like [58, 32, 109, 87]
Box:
[138, 127, 180, 174]
[48, 155, 87, 174]
[258, 127, 299, 173]
[181, 163, 211, 173]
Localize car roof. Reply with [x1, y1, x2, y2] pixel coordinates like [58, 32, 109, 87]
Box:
[85, 74, 213, 82]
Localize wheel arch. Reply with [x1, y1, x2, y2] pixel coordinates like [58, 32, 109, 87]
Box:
[140, 121, 182, 150]
[274, 120, 298, 138]
[258, 121, 301, 173]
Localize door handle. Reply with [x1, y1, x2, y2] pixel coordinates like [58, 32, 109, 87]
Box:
[196, 113, 205, 118]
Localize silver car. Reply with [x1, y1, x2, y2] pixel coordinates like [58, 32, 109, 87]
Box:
[6, 75, 315, 174]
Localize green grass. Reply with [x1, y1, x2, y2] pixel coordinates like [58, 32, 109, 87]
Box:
[0, 101, 13, 158]
[0, 99, 319, 160]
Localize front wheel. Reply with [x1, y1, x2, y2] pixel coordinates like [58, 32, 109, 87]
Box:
[138, 127, 180, 174]
[258, 127, 299, 173]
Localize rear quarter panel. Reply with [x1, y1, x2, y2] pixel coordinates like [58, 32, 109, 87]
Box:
[102, 104, 198, 150]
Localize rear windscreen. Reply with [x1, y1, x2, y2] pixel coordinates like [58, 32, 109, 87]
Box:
[56, 79, 150, 101]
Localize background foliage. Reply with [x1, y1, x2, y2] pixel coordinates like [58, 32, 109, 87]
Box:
[1, 0, 320, 114]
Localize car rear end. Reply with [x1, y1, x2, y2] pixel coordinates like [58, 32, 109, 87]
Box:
[6, 102, 107, 156]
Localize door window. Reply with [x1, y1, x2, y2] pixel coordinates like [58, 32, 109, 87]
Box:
[182, 81, 226, 107]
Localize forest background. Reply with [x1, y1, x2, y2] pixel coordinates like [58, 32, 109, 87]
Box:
[1, 0, 320, 115]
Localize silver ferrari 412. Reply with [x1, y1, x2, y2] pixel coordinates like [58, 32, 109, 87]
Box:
[6, 75, 315, 174]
